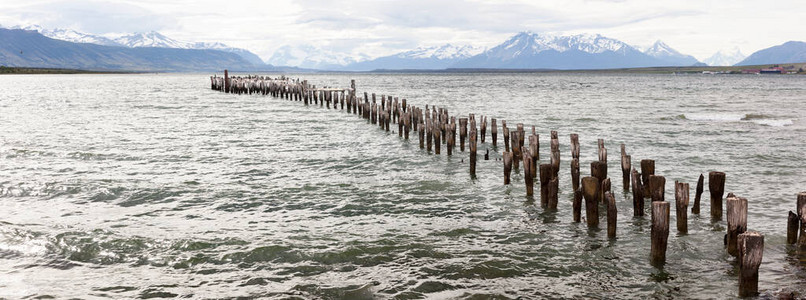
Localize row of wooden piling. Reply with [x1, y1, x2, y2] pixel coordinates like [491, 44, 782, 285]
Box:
[210, 72, 800, 297]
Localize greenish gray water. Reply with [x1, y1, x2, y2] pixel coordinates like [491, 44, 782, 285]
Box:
[0, 73, 804, 299]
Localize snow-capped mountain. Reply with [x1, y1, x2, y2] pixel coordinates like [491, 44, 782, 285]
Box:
[395, 44, 483, 60]
[453, 31, 664, 70]
[266, 45, 369, 70]
[341, 44, 484, 71]
[642, 40, 701, 66]
[703, 47, 746, 66]
[9, 25, 266, 66]
[16, 25, 122, 47]
[113, 31, 189, 49]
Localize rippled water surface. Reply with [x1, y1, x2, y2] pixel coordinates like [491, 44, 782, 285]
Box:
[1, 73, 805, 299]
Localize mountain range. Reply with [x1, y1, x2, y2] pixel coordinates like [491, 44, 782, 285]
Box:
[14, 25, 265, 66]
[1, 25, 804, 72]
[0, 28, 262, 71]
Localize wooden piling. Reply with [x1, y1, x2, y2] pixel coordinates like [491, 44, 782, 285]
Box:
[651, 201, 670, 266]
[481, 116, 487, 143]
[503, 121, 510, 152]
[591, 161, 607, 203]
[606, 191, 617, 238]
[709, 171, 726, 219]
[582, 176, 600, 228]
[418, 120, 425, 149]
[787, 211, 799, 244]
[571, 158, 580, 193]
[469, 127, 477, 177]
[491, 118, 498, 146]
[797, 192, 806, 247]
[433, 123, 441, 155]
[573, 188, 582, 222]
[621, 144, 631, 190]
[726, 195, 748, 256]
[649, 175, 665, 202]
[738, 231, 764, 297]
[529, 134, 539, 170]
[675, 181, 689, 233]
[641, 160, 655, 198]
[539, 164, 552, 207]
[517, 124, 525, 151]
[524, 150, 534, 196]
[570, 134, 580, 159]
[598, 139, 607, 163]
[548, 177, 559, 210]
[692, 174, 704, 214]
[511, 132, 521, 170]
[459, 118, 468, 152]
[503, 152, 512, 185]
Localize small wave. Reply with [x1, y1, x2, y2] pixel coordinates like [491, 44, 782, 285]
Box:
[679, 113, 793, 127]
[750, 119, 794, 127]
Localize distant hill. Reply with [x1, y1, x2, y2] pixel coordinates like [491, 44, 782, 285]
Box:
[736, 41, 806, 66]
[452, 32, 674, 70]
[0, 28, 263, 72]
[341, 44, 483, 71]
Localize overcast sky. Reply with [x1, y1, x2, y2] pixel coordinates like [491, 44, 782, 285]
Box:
[2, 0, 804, 61]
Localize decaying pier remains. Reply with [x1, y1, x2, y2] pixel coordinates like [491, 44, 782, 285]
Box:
[210, 71, 804, 297]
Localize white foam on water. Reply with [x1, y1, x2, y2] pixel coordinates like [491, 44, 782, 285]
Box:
[751, 119, 794, 127]
[683, 113, 744, 122]
[683, 113, 794, 127]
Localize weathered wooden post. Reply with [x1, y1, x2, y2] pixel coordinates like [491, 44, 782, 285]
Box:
[726, 195, 748, 256]
[517, 124, 525, 150]
[571, 158, 580, 193]
[738, 231, 764, 297]
[523, 150, 534, 196]
[621, 144, 631, 190]
[692, 174, 704, 214]
[224, 69, 230, 93]
[548, 177, 559, 209]
[539, 164, 552, 207]
[511, 132, 521, 170]
[459, 118, 468, 152]
[582, 176, 600, 228]
[709, 171, 726, 219]
[573, 189, 582, 222]
[503, 121, 510, 152]
[426, 117, 433, 152]
[641, 160, 655, 197]
[433, 123, 441, 155]
[675, 181, 689, 233]
[591, 161, 607, 203]
[418, 120, 425, 149]
[788, 211, 799, 244]
[598, 139, 607, 163]
[503, 152, 513, 185]
[529, 134, 539, 173]
[606, 191, 617, 238]
[630, 168, 644, 217]
[571, 133, 580, 192]
[649, 175, 665, 202]
[481, 116, 487, 143]
[469, 127, 477, 177]
[798, 192, 806, 246]
[491, 118, 498, 146]
[651, 201, 670, 266]
[550, 131, 559, 178]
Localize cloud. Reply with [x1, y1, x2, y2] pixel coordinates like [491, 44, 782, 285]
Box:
[1, 0, 172, 34]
